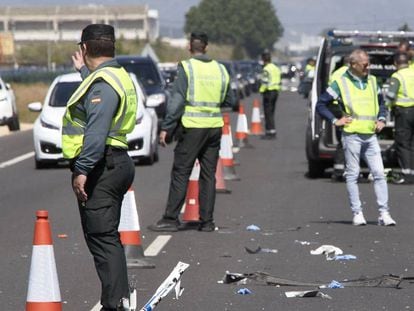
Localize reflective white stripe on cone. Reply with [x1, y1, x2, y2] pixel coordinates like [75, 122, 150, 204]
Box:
[119, 188, 155, 269]
[235, 103, 253, 148]
[26, 210, 62, 311]
[220, 123, 240, 181]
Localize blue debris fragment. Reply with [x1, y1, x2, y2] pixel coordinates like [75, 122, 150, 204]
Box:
[237, 288, 252, 295]
[327, 280, 344, 288]
[246, 224, 261, 231]
[334, 254, 357, 261]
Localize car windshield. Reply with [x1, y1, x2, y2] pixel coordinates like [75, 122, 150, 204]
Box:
[49, 81, 80, 107]
[121, 63, 162, 88]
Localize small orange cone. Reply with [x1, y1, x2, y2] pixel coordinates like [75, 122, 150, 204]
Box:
[119, 187, 155, 269]
[220, 123, 241, 181]
[26, 210, 62, 311]
[182, 160, 200, 222]
[216, 156, 231, 194]
[250, 99, 263, 135]
[235, 103, 253, 148]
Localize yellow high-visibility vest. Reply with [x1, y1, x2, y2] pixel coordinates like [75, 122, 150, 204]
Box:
[62, 67, 137, 159]
[181, 58, 229, 128]
[336, 75, 378, 134]
[259, 63, 281, 93]
[391, 67, 414, 107]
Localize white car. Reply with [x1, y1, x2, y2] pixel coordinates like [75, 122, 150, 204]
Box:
[28, 72, 158, 169]
[0, 75, 19, 131]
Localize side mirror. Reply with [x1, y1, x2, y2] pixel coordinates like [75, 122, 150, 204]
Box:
[5, 83, 11, 90]
[28, 102, 43, 112]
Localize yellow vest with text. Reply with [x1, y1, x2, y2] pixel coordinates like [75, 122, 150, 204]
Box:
[181, 58, 229, 128]
[259, 63, 281, 93]
[336, 75, 378, 134]
[62, 67, 137, 159]
[391, 67, 414, 107]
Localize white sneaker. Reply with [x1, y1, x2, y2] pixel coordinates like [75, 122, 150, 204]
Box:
[352, 212, 367, 226]
[378, 212, 396, 226]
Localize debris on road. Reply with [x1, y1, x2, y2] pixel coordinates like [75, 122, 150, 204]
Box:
[294, 240, 318, 245]
[285, 290, 332, 299]
[310, 245, 343, 260]
[326, 280, 344, 288]
[332, 254, 357, 261]
[221, 271, 406, 289]
[237, 288, 252, 295]
[140, 261, 189, 311]
[245, 246, 278, 254]
[246, 224, 261, 231]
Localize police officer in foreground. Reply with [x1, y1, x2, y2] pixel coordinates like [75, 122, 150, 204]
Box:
[62, 24, 137, 310]
[386, 52, 414, 184]
[259, 50, 281, 139]
[148, 32, 234, 232]
[316, 49, 396, 226]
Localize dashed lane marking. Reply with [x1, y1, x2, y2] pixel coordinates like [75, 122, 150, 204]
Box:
[144, 235, 172, 257]
[0, 151, 34, 169]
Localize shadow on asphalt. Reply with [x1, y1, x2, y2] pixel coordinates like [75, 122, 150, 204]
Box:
[310, 220, 380, 226]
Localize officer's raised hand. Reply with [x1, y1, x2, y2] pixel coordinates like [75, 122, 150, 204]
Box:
[72, 47, 85, 72]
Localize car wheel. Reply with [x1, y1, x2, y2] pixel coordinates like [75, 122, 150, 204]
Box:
[307, 158, 325, 178]
[8, 115, 20, 131]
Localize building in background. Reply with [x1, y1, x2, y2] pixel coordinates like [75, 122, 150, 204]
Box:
[0, 4, 159, 42]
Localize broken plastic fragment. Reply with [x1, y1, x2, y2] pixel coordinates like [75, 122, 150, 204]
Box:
[246, 224, 260, 231]
[285, 290, 332, 299]
[245, 246, 278, 254]
[332, 254, 357, 261]
[327, 280, 344, 288]
[237, 288, 252, 295]
[310, 245, 343, 260]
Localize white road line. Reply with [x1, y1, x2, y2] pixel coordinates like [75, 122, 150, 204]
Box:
[90, 234, 172, 311]
[0, 151, 34, 169]
[144, 235, 172, 257]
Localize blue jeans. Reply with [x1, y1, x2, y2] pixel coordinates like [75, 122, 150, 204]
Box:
[342, 133, 389, 214]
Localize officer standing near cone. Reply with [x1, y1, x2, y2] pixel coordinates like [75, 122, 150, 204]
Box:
[62, 24, 137, 310]
[148, 31, 234, 232]
[259, 50, 281, 139]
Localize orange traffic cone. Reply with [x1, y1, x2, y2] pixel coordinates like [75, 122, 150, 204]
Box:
[119, 187, 155, 269]
[26, 210, 62, 311]
[250, 99, 263, 135]
[220, 123, 241, 181]
[181, 160, 200, 223]
[216, 156, 231, 194]
[235, 103, 253, 148]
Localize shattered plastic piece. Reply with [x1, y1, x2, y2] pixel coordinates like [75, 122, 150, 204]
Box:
[246, 224, 260, 231]
[294, 240, 317, 245]
[310, 245, 343, 260]
[140, 262, 189, 311]
[237, 288, 252, 295]
[245, 246, 278, 254]
[332, 254, 357, 261]
[57, 234, 68, 238]
[285, 290, 332, 299]
[327, 280, 344, 288]
[221, 271, 404, 289]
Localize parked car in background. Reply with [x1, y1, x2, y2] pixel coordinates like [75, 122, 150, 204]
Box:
[306, 30, 414, 177]
[158, 62, 178, 89]
[28, 72, 158, 169]
[234, 60, 261, 94]
[219, 60, 244, 111]
[0, 75, 19, 131]
[116, 56, 169, 128]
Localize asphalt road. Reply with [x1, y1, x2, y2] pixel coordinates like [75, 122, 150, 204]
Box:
[1, 91, 414, 311]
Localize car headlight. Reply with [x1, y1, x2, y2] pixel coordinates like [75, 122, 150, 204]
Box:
[40, 118, 59, 130]
[147, 93, 166, 108]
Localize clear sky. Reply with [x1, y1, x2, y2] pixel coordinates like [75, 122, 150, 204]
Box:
[2, 0, 414, 39]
